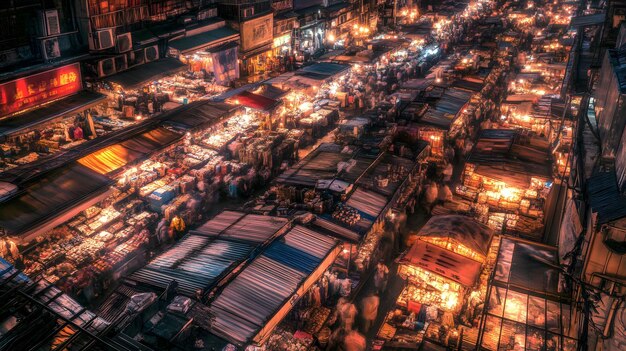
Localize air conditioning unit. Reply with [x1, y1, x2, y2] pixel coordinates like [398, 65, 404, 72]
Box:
[115, 55, 128, 72]
[95, 29, 115, 50]
[97, 58, 116, 77]
[130, 49, 145, 66]
[116, 32, 132, 53]
[144, 45, 159, 63]
[41, 37, 61, 60]
[242, 7, 254, 18]
[41, 9, 61, 36]
[197, 8, 218, 20]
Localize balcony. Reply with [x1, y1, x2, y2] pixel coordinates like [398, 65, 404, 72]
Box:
[91, 6, 149, 30]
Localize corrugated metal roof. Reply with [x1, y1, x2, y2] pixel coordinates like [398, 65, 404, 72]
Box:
[587, 171, 626, 224]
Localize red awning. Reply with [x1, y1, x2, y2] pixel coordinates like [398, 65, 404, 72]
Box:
[230, 91, 280, 111]
[401, 241, 482, 287]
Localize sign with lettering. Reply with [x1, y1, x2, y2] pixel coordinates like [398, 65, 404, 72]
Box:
[0, 63, 82, 118]
[241, 13, 273, 52]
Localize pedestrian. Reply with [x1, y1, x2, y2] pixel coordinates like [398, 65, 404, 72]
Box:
[374, 260, 389, 294]
[343, 330, 366, 351]
[156, 218, 168, 245]
[339, 300, 357, 331]
[359, 291, 379, 334]
[327, 327, 347, 351]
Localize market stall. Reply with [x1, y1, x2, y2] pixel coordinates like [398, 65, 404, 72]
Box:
[109, 211, 289, 303]
[207, 224, 341, 347]
[478, 237, 577, 351]
[0, 163, 113, 245]
[455, 129, 553, 240]
[373, 215, 494, 350]
[167, 21, 239, 83]
[99, 57, 222, 120]
[77, 126, 182, 175]
[0, 63, 109, 172]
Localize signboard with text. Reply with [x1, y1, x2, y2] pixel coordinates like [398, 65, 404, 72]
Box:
[241, 14, 274, 52]
[0, 63, 82, 118]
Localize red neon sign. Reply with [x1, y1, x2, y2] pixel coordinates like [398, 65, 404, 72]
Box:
[0, 63, 82, 118]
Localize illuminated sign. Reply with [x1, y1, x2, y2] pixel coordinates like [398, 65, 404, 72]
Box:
[0, 63, 82, 118]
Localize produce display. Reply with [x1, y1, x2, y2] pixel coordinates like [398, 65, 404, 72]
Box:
[332, 204, 361, 226]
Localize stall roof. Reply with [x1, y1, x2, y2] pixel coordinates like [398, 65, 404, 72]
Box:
[569, 13, 605, 27]
[106, 58, 187, 89]
[191, 210, 289, 243]
[468, 129, 552, 187]
[418, 215, 494, 256]
[0, 163, 112, 240]
[296, 62, 351, 79]
[162, 100, 239, 130]
[587, 171, 626, 225]
[251, 84, 289, 100]
[77, 126, 182, 174]
[494, 237, 564, 296]
[208, 225, 339, 346]
[168, 26, 239, 54]
[0, 90, 106, 138]
[401, 240, 482, 287]
[0, 258, 122, 350]
[451, 79, 485, 92]
[230, 90, 281, 111]
[128, 235, 257, 296]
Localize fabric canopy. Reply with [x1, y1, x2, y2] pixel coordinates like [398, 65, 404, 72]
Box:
[0, 90, 106, 138]
[106, 58, 186, 89]
[418, 215, 494, 256]
[230, 91, 280, 111]
[401, 241, 482, 287]
[0, 163, 112, 238]
[78, 127, 181, 174]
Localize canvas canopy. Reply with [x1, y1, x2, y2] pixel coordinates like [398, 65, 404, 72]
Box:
[418, 215, 494, 257]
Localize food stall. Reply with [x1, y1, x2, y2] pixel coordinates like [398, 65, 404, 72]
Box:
[455, 129, 553, 240]
[375, 215, 494, 350]
[478, 237, 577, 351]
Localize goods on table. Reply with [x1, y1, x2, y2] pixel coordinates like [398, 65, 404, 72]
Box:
[332, 204, 361, 226]
[301, 307, 331, 335]
[266, 328, 312, 351]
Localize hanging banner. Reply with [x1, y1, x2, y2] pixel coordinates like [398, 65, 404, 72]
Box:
[212, 45, 240, 85]
[0, 63, 82, 118]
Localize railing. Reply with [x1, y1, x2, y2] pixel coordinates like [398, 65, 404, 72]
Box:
[91, 6, 149, 30]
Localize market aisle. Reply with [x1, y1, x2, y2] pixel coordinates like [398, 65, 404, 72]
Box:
[366, 264, 405, 341]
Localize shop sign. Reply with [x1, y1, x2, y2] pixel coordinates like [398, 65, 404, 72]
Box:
[273, 34, 291, 48]
[241, 13, 274, 52]
[0, 63, 82, 118]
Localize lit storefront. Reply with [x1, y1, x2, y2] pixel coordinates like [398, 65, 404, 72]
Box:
[167, 21, 240, 86]
[273, 14, 297, 58]
[0, 63, 106, 173]
[239, 13, 275, 77]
